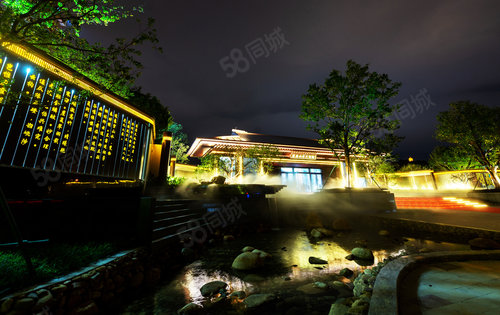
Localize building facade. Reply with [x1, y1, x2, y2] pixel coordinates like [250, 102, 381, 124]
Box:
[187, 129, 368, 192]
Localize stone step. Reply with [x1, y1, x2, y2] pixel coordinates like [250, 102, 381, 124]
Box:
[154, 208, 193, 219]
[153, 212, 200, 229]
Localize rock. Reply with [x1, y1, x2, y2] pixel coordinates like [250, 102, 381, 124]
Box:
[34, 291, 53, 310]
[378, 230, 390, 236]
[345, 254, 355, 260]
[348, 302, 369, 314]
[329, 302, 349, 315]
[232, 252, 260, 270]
[252, 249, 271, 259]
[14, 298, 35, 311]
[211, 176, 226, 185]
[339, 268, 354, 278]
[297, 283, 328, 295]
[283, 276, 292, 281]
[244, 294, 276, 308]
[317, 228, 334, 236]
[242, 246, 255, 252]
[351, 248, 374, 260]
[243, 274, 265, 282]
[468, 237, 500, 249]
[178, 302, 202, 314]
[74, 301, 99, 315]
[230, 291, 247, 299]
[313, 281, 328, 289]
[332, 218, 351, 231]
[309, 256, 328, 264]
[26, 292, 38, 300]
[0, 298, 13, 313]
[311, 228, 323, 238]
[223, 235, 235, 241]
[200, 281, 227, 297]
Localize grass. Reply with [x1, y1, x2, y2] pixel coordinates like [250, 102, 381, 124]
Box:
[0, 242, 116, 295]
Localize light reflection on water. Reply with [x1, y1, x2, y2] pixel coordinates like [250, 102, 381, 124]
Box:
[182, 262, 256, 304]
[121, 229, 469, 314]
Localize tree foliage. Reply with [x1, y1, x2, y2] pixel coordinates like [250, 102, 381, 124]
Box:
[195, 144, 281, 182]
[0, 0, 161, 98]
[429, 145, 480, 171]
[300, 60, 402, 187]
[129, 87, 171, 134]
[435, 101, 500, 189]
[167, 122, 189, 164]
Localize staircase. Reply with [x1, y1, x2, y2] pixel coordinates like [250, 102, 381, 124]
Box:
[151, 199, 206, 249]
[394, 196, 500, 213]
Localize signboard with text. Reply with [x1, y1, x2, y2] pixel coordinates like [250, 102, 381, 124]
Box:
[0, 48, 152, 180]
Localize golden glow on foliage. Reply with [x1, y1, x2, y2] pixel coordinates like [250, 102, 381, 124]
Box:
[2, 42, 155, 127]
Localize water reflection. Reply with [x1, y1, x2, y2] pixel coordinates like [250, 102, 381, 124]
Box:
[121, 229, 469, 314]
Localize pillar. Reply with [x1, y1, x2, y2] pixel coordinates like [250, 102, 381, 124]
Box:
[158, 131, 172, 183]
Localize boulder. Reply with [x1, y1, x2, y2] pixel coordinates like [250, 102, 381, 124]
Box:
[309, 256, 328, 264]
[313, 281, 328, 289]
[339, 268, 354, 278]
[232, 252, 260, 270]
[329, 302, 349, 315]
[0, 298, 13, 313]
[317, 228, 334, 236]
[311, 229, 323, 238]
[244, 294, 276, 308]
[242, 246, 255, 252]
[178, 302, 203, 314]
[252, 249, 271, 259]
[200, 281, 227, 297]
[297, 283, 327, 295]
[468, 237, 500, 249]
[350, 248, 374, 260]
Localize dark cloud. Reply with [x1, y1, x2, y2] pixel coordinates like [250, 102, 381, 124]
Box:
[82, 0, 500, 160]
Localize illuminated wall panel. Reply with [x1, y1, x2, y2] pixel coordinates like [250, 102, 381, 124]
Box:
[0, 49, 152, 180]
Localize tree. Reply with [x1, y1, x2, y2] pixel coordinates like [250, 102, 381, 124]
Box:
[436, 101, 500, 189]
[300, 60, 402, 187]
[244, 144, 281, 175]
[129, 87, 172, 135]
[429, 145, 480, 171]
[167, 122, 189, 164]
[0, 0, 161, 98]
[194, 144, 280, 182]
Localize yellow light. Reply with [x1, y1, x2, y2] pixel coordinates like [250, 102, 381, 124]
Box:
[408, 157, 414, 162]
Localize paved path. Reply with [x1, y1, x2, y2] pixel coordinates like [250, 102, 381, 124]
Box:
[399, 260, 500, 314]
[376, 208, 500, 232]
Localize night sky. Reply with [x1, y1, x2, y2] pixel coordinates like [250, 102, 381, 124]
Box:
[83, 1, 500, 160]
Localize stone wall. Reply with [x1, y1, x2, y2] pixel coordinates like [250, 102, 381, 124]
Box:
[0, 248, 171, 315]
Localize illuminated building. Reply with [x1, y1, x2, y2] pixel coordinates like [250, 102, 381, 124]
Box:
[187, 129, 368, 192]
[0, 43, 155, 182]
